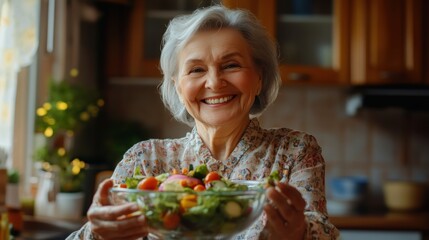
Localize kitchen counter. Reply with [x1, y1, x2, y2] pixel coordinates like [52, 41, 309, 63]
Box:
[17, 215, 83, 240]
[330, 212, 429, 231]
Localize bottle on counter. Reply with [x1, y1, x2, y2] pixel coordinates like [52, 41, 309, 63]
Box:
[0, 211, 11, 240]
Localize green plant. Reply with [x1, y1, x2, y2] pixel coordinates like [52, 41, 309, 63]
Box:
[35, 80, 103, 135]
[34, 70, 103, 192]
[7, 169, 19, 184]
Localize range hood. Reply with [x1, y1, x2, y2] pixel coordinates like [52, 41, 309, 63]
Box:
[345, 84, 429, 115]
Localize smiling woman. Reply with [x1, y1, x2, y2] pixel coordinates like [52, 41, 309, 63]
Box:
[68, 4, 339, 240]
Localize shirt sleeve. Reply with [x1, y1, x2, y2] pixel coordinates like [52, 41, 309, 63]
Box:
[289, 134, 340, 240]
[65, 222, 97, 240]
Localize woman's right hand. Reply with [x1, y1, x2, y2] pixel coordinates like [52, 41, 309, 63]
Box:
[87, 179, 148, 240]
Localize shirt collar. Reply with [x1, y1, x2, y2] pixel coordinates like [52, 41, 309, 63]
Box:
[189, 118, 261, 175]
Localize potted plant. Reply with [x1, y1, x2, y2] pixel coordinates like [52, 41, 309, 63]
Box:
[33, 70, 103, 220]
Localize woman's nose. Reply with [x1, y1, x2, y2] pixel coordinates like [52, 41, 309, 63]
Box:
[205, 69, 225, 90]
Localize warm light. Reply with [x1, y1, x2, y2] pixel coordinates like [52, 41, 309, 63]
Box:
[87, 105, 98, 116]
[66, 130, 74, 137]
[97, 99, 104, 107]
[80, 112, 90, 121]
[42, 162, 51, 171]
[71, 158, 80, 166]
[56, 101, 68, 110]
[70, 68, 79, 77]
[72, 165, 81, 175]
[44, 127, 53, 137]
[71, 158, 85, 175]
[43, 102, 52, 110]
[57, 147, 66, 156]
[36, 107, 47, 116]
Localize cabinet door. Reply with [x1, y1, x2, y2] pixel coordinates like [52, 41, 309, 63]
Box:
[104, 0, 220, 78]
[350, 0, 422, 85]
[224, 0, 350, 85]
[127, 0, 221, 78]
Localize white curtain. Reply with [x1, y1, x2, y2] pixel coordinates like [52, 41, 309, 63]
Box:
[0, 0, 39, 167]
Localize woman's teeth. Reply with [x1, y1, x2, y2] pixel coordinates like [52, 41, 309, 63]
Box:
[204, 96, 233, 104]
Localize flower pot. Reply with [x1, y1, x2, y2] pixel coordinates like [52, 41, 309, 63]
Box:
[6, 183, 20, 209]
[56, 192, 84, 221]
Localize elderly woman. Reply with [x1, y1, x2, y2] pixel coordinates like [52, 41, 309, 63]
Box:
[67, 5, 339, 240]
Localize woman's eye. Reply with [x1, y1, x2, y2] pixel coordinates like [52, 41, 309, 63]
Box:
[223, 63, 240, 69]
[189, 67, 205, 74]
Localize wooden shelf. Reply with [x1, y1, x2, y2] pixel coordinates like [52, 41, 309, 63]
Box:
[330, 212, 429, 231]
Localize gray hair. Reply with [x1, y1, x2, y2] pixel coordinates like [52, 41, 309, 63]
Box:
[159, 5, 281, 126]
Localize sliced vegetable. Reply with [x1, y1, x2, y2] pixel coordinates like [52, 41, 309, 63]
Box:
[180, 194, 198, 211]
[222, 201, 242, 219]
[137, 176, 159, 190]
[205, 180, 226, 190]
[193, 184, 206, 191]
[125, 177, 140, 189]
[204, 172, 221, 183]
[159, 174, 202, 191]
[163, 211, 181, 230]
[265, 170, 280, 187]
[193, 164, 209, 180]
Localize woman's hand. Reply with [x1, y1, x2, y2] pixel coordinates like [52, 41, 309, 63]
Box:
[87, 179, 148, 240]
[263, 182, 306, 240]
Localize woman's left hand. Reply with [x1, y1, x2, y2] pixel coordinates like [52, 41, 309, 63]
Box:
[263, 182, 307, 240]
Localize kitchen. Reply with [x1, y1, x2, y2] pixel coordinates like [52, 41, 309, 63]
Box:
[0, 0, 428, 239]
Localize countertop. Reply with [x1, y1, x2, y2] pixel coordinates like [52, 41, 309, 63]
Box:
[330, 212, 429, 231]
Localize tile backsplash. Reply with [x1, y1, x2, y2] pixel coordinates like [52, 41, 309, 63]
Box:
[107, 84, 429, 208]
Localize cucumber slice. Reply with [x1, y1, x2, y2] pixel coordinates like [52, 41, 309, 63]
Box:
[206, 180, 227, 190]
[222, 201, 242, 219]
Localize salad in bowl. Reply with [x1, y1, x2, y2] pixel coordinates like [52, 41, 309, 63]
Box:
[109, 164, 271, 239]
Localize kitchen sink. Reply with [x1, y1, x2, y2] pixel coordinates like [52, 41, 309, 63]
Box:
[16, 216, 83, 240]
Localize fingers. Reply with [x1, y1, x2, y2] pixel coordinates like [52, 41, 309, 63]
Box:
[94, 179, 114, 206]
[275, 183, 306, 211]
[264, 204, 286, 235]
[88, 179, 148, 239]
[266, 186, 295, 221]
[90, 214, 148, 240]
[264, 182, 307, 240]
[88, 202, 140, 221]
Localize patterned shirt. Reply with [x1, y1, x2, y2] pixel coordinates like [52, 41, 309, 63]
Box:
[67, 118, 339, 240]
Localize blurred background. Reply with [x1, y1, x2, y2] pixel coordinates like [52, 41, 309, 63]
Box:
[0, 0, 428, 239]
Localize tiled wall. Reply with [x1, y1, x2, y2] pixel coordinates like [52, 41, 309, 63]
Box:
[107, 84, 429, 208]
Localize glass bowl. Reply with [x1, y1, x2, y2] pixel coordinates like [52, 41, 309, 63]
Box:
[110, 180, 266, 240]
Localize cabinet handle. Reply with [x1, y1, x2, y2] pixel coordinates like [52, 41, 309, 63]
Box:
[288, 72, 310, 81]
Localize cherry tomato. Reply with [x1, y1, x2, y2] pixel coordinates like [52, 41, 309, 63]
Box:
[181, 167, 189, 175]
[137, 176, 158, 190]
[193, 184, 206, 191]
[205, 172, 221, 183]
[163, 211, 181, 230]
[119, 183, 128, 188]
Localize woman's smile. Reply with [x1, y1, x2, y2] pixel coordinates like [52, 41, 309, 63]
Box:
[202, 95, 236, 105]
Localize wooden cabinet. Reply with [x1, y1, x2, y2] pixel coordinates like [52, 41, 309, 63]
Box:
[350, 0, 423, 85]
[100, 0, 219, 79]
[224, 0, 351, 85]
[99, 0, 424, 85]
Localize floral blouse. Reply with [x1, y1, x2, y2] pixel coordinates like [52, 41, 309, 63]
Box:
[67, 118, 339, 240]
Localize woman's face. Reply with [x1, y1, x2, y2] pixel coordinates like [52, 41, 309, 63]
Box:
[175, 28, 262, 127]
